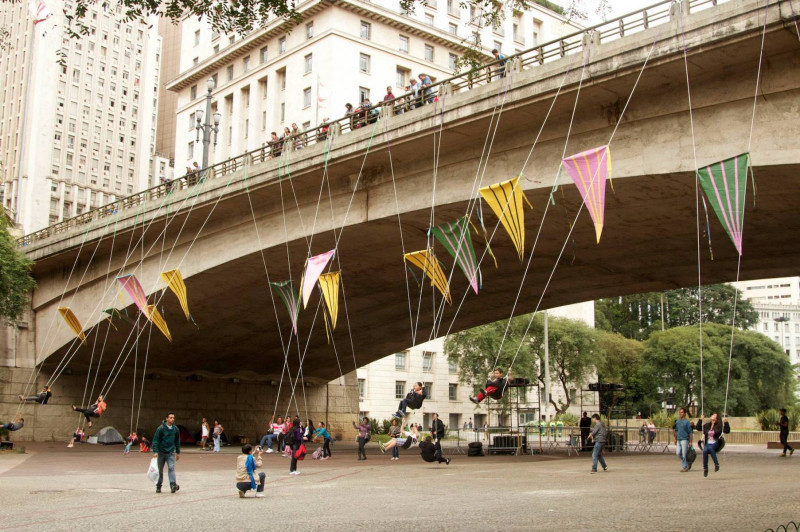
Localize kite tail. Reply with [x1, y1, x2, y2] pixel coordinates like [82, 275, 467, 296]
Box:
[700, 194, 714, 261]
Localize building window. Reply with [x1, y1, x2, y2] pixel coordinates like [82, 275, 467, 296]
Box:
[447, 0, 459, 16]
[303, 87, 311, 108]
[395, 351, 407, 370]
[424, 13, 434, 25]
[360, 21, 371, 40]
[280, 102, 285, 122]
[194, 29, 200, 46]
[304, 53, 312, 74]
[395, 381, 406, 399]
[260, 46, 268, 63]
[422, 351, 434, 372]
[243, 55, 250, 72]
[399, 35, 409, 53]
[306, 22, 314, 39]
[448, 359, 458, 374]
[449, 383, 458, 401]
[358, 378, 366, 398]
[493, 40, 502, 53]
[226, 65, 234, 81]
[449, 53, 458, 70]
[424, 382, 433, 397]
[395, 67, 407, 88]
[424, 44, 434, 62]
[188, 141, 194, 158]
[279, 36, 286, 53]
[448, 22, 458, 35]
[359, 86, 370, 103]
[359, 53, 370, 73]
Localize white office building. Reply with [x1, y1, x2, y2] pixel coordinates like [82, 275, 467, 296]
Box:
[356, 302, 598, 430]
[166, 0, 581, 169]
[0, 1, 162, 234]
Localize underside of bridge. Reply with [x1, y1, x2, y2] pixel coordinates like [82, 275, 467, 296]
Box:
[30, 4, 800, 382]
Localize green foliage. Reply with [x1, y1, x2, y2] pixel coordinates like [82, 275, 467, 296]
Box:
[0, 216, 36, 322]
[595, 285, 759, 341]
[446, 313, 602, 414]
[640, 324, 796, 416]
[0, 426, 8, 440]
[368, 417, 380, 435]
[648, 411, 677, 428]
[381, 419, 391, 434]
[555, 412, 578, 425]
[532, 0, 565, 15]
[757, 408, 800, 431]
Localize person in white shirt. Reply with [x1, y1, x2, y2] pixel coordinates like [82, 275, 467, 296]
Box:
[259, 415, 286, 453]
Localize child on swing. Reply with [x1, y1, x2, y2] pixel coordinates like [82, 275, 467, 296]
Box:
[470, 367, 514, 404]
[392, 382, 427, 419]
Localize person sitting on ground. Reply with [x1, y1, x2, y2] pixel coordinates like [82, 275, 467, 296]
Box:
[123, 431, 138, 455]
[19, 386, 52, 405]
[470, 368, 514, 404]
[2, 415, 24, 432]
[72, 394, 106, 427]
[393, 382, 427, 418]
[312, 421, 332, 459]
[67, 426, 84, 448]
[419, 436, 450, 465]
[236, 444, 266, 498]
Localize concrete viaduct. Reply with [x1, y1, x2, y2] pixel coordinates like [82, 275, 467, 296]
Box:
[3, 0, 799, 439]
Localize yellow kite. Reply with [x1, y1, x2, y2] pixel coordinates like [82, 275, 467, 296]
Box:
[404, 249, 451, 304]
[58, 307, 86, 344]
[318, 272, 341, 331]
[479, 177, 532, 260]
[145, 305, 172, 342]
[160, 269, 191, 320]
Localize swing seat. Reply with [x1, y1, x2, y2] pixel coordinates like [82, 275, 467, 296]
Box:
[401, 436, 414, 449]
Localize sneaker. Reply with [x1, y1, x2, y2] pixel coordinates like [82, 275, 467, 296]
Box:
[781, 453, 786, 457]
[445, 458, 451, 465]
[714, 465, 719, 473]
[67, 443, 73, 448]
[590, 470, 597, 474]
[603, 466, 608, 471]
[680, 468, 688, 472]
[687, 464, 692, 471]
[703, 469, 708, 477]
[156, 486, 162, 493]
[291, 471, 300, 475]
[238, 490, 245, 498]
[255, 492, 265, 498]
[170, 484, 180, 493]
[469, 397, 479, 405]
[791, 449, 795, 456]
[266, 449, 274, 453]
[379, 441, 386, 454]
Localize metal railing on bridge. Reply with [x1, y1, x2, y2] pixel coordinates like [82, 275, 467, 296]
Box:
[18, 0, 733, 248]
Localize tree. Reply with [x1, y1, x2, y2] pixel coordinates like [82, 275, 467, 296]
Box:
[594, 330, 647, 415]
[0, 214, 36, 322]
[445, 313, 602, 415]
[595, 284, 759, 341]
[638, 323, 796, 416]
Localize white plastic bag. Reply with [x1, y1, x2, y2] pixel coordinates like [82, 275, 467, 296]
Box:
[147, 456, 159, 484]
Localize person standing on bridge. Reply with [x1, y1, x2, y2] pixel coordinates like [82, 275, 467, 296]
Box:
[491, 49, 507, 79]
[72, 394, 106, 427]
[152, 412, 181, 494]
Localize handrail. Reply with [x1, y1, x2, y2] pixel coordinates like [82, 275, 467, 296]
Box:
[17, 0, 737, 248]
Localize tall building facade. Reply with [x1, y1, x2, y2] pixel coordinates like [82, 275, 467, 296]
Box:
[166, 0, 580, 169]
[0, 1, 162, 234]
[356, 302, 598, 430]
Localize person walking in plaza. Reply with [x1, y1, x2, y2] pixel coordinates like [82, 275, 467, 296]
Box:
[236, 444, 266, 497]
[212, 420, 223, 453]
[419, 436, 450, 465]
[430, 413, 445, 458]
[674, 407, 693, 471]
[353, 417, 370, 461]
[588, 414, 608, 474]
[288, 418, 303, 475]
[200, 418, 210, 451]
[152, 412, 181, 494]
[72, 394, 106, 427]
[779, 408, 794, 457]
[695, 413, 730, 477]
[313, 421, 333, 459]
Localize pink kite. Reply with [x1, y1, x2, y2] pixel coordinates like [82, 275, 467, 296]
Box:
[116, 274, 150, 317]
[561, 145, 611, 243]
[301, 250, 336, 308]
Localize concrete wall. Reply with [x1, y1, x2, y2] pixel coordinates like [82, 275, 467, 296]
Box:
[0, 366, 359, 442]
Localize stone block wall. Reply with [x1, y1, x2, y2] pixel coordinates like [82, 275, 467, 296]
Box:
[0, 366, 359, 442]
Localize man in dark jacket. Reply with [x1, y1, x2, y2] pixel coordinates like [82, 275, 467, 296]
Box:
[393, 382, 427, 418]
[579, 412, 592, 451]
[779, 408, 794, 457]
[19, 386, 52, 405]
[470, 368, 514, 404]
[419, 436, 450, 465]
[430, 413, 445, 457]
[152, 412, 181, 493]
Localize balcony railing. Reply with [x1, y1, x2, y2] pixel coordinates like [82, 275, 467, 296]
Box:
[18, 0, 734, 248]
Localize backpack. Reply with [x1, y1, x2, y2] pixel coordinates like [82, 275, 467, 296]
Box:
[312, 446, 324, 460]
[284, 429, 296, 446]
[294, 443, 307, 461]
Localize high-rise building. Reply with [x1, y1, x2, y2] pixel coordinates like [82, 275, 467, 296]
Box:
[166, 0, 581, 169]
[0, 0, 162, 234]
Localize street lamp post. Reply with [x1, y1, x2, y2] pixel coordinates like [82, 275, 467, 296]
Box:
[774, 315, 790, 355]
[195, 77, 222, 170]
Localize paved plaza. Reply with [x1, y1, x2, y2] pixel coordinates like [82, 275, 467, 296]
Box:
[0, 442, 796, 531]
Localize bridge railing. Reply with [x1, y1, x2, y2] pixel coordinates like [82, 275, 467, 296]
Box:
[17, 0, 734, 248]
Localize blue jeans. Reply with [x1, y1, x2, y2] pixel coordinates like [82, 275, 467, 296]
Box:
[156, 451, 176, 487]
[702, 440, 719, 470]
[214, 435, 220, 452]
[676, 439, 689, 469]
[591, 442, 607, 471]
[260, 433, 278, 450]
[392, 445, 399, 458]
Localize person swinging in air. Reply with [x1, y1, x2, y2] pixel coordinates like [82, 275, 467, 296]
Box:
[72, 394, 107, 427]
[470, 367, 514, 404]
[18, 386, 52, 405]
[392, 382, 427, 419]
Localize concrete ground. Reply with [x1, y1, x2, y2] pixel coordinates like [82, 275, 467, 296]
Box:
[0, 442, 796, 531]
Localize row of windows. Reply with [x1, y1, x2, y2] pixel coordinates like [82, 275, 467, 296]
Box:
[357, 379, 460, 401]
